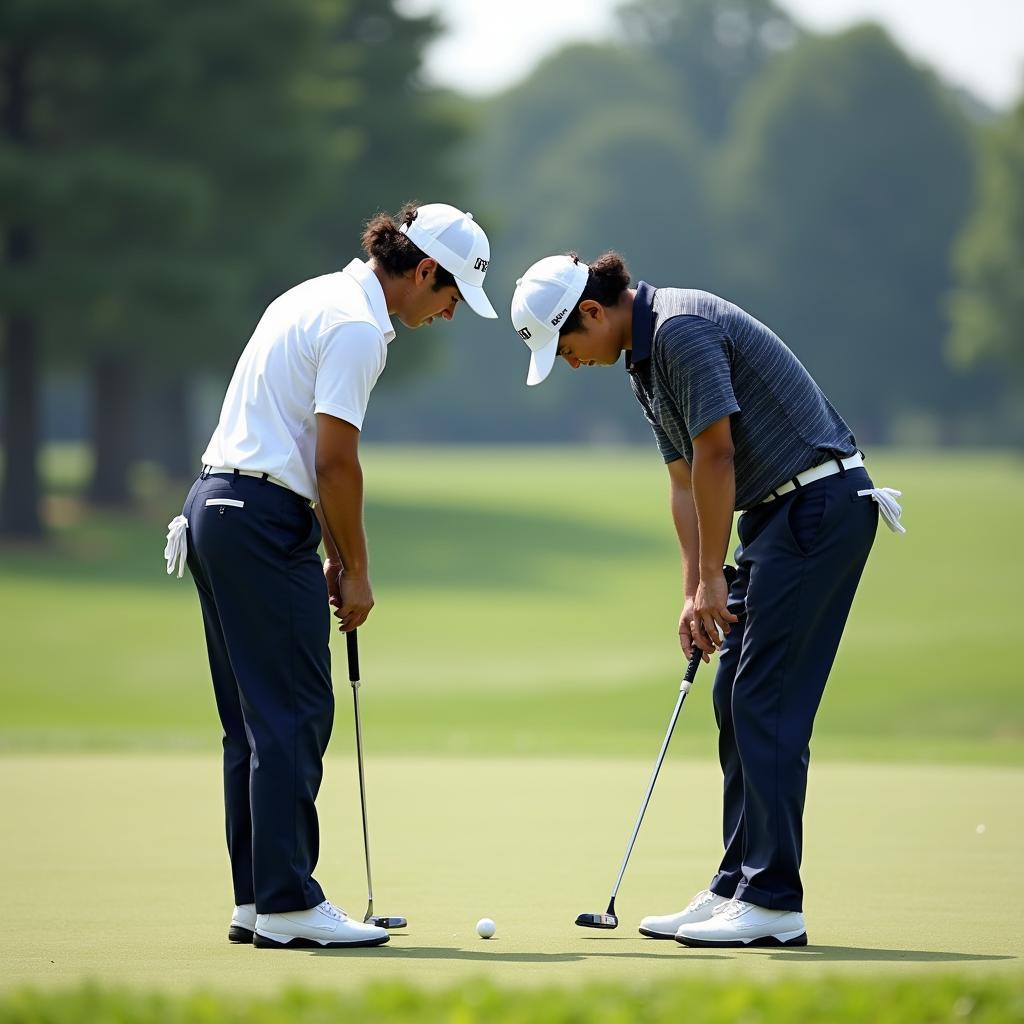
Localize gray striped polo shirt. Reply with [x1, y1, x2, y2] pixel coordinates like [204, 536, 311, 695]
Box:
[627, 282, 857, 510]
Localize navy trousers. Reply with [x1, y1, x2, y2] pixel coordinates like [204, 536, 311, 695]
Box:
[708, 466, 878, 912]
[183, 473, 333, 914]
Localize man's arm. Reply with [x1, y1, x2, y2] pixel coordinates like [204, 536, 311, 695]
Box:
[315, 412, 373, 632]
[314, 503, 341, 562]
[667, 457, 706, 660]
[690, 415, 738, 653]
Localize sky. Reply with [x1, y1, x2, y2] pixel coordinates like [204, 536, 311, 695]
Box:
[399, 0, 1024, 110]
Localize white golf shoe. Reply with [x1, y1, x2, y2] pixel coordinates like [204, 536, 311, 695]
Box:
[675, 898, 807, 947]
[254, 899, 390, 949]
[638, 889, 731, 938]
[228, 903, 257, 944]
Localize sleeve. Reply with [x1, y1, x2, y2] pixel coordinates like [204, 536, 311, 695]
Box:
[313, 321, 387, 430]
[657, 316, 740, 440]
[652, 421, 684, 464]
[627, 371, 684, 463]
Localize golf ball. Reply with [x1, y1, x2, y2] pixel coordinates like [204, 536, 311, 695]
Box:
[476, 917, 496, 939]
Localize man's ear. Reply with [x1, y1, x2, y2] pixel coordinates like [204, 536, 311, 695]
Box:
[416, 258, 437, 285]
[579, 299, 603, 322]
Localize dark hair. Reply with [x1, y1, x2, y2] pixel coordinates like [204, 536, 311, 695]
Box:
[560, 251, 631, 335]
[360, 202, 458, 290]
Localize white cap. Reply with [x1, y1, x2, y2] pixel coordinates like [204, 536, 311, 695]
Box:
[510, 255, 590, 386]
[400, 203, 497, 318]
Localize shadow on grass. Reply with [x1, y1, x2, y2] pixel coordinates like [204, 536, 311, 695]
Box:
[307, 944, 724, 963]
[764, 945, 1017, 963]
[586, 938, 1016, 964]
[301, 942, 1016, 964]
[365, 498, 662, 590]
[2, 498, 662, 592]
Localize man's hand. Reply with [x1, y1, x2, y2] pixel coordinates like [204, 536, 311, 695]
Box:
[692, 568, 738, 654]
[678, 597, 711, 663]
[324, 558, 344, 609]
[325, 555, 374, 630]
[328, 570, 374, 632]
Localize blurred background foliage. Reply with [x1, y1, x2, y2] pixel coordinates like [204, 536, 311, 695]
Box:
[1, 0, 1022, 538]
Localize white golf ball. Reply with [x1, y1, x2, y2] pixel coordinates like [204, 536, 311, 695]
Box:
[476, 917, 496, 939]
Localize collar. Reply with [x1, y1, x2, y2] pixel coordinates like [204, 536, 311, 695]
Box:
[626, 280, 656, 371]
[342, 259, 397, 345]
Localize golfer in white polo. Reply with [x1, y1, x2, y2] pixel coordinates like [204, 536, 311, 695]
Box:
[165, 202, 496, 949]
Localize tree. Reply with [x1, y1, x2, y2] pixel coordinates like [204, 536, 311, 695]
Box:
[80, 1, 336, 504]
[1, 0, 465, 527]
[474, 43, 682, 228]
[719, 24, 978, 440]
[1, 0, 212, 534]
[617, 0, 801, 143]
[124, 0, 466, 483]
[948, 97, 1024, 393]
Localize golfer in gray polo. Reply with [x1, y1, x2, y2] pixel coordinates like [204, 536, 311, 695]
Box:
[511, 251, 904, 948]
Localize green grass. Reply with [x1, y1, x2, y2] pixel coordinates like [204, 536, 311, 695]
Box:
[2, 448, 1022, 1010]
[1, 446, 1022, 761]
[0, 754, 1021, 994]
[3, 975, 1024, 1024]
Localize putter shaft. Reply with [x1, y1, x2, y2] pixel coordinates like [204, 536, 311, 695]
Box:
[348, 630, 375, 923]
[607, 647, 703, 903]
[347, 630, 408, 930]
[350, 677, 375, 920]
[578, 566, 738, 930]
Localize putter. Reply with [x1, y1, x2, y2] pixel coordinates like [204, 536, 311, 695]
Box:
[576, 566, 739, 930]
[346, 629, 407, 930]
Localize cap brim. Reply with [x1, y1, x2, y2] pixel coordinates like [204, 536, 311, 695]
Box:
[458, 280, 498, 319]
[527, 335, 558, 386]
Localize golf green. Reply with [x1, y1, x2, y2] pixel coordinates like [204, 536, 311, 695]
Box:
[1, 753, 1020, 993]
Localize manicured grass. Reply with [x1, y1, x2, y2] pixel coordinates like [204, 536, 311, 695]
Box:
[0, 754, 1020, 994]
[3, 975, 1024, 1024]
[2, 455, 1021, 1007]
[1, 447, 1021, 762]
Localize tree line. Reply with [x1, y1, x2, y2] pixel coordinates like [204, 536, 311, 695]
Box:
[1, 0, 1021, 538]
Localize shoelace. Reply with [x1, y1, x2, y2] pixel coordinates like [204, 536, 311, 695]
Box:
[686, 889, 717, 913]
[720, 900, 754, 920]
[858, 487, 906, 534]
[316, 900, 347, 920]
[164, 515, 189, 578]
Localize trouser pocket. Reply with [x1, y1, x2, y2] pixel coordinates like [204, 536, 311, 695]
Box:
[786, 484, 827, 555]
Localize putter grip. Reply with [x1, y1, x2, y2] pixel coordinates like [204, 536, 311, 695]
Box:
[683, 646, 703, 683]
[346, 629, 360, 683]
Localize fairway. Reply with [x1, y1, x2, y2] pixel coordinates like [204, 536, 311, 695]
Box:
[1, 448, 1022, 763]
[1, 753, 1020, 993]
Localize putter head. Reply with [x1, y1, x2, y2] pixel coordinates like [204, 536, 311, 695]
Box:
[575, 911, 618, 929]
[366, 915, 407, 929]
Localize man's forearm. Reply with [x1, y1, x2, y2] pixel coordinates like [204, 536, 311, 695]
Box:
[670, 475, 702, 599]
[315, 461, 369, 575]
[691, 448, 735, 574]
[315, 505, 342, 562]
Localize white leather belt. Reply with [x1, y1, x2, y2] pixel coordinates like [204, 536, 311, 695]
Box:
[204, 466, 293, 492]
[759, 453, 864, 504]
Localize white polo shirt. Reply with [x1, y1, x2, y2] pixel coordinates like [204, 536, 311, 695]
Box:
[201, 259, 396, 501]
